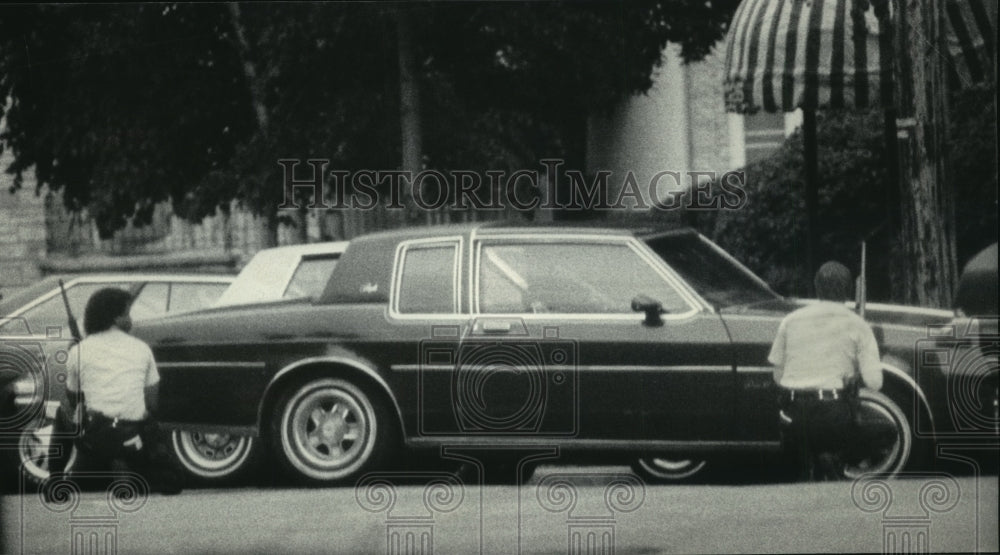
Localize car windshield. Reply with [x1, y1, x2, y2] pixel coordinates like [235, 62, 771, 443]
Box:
[644, 232, 780, 308]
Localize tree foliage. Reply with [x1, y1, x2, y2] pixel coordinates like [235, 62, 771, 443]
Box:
[1, 2, 739, 238]
[691, 83, 997, 301]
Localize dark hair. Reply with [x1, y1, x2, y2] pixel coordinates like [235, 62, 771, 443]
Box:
[814, 261, 853, 302]
[83, 288, 133, 335]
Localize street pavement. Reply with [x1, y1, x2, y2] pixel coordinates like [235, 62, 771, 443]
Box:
[1, 466, 996, 554]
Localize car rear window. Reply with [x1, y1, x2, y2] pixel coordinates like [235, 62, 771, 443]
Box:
[396, 244, 458, 314]
[283, 256, 339, 300]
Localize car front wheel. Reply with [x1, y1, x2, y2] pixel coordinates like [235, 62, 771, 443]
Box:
[842, 389, 913, 479]
[270, 377, 391, 485]
[632, 456, 707, 483]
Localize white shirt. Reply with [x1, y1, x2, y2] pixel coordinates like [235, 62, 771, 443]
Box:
[768, 301, 882, 391]
[66, 328, 160, 421]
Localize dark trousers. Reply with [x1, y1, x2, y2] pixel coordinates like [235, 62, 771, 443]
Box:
[74, 413, 151, 472]
[781, 397, 853, 481]
[52, 410, 180, 493]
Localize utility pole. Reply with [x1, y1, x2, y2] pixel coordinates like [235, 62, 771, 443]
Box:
[893, 0, 958, 307]
[397, 8, 423, 226]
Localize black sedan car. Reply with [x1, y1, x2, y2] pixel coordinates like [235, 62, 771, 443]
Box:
[124, 224, 992, 485]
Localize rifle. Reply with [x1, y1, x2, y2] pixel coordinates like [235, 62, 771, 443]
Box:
[58, 279, 82, 343]
[57, 279, 85, 427]
[855, 240, 867, 320]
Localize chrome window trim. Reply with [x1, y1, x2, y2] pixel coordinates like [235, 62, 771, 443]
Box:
[695, 233, 780, 297]
[389, 236, 464, 319]
[469, 233, 700, 321]
[158, 361, 267, 370]
[628, 236, 714, 313]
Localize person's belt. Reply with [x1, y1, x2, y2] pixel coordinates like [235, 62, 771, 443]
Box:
[784, 388, 844, 402]
[85, 410, 144, 428]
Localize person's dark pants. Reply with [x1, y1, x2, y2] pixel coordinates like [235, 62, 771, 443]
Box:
[781, 395, 853, 481]
[67, 412, 181, 494]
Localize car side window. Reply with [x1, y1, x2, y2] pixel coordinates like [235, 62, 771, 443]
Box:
[477, 242, 690, 315]
[396, 244, 458, 314]
[13, 282, 130, 336]
[131, 282, 169, 321]
[170, 282, 229, 313]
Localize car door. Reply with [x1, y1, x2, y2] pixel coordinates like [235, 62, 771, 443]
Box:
[466, 235, 735, 443]
[383, 236, 473, 437]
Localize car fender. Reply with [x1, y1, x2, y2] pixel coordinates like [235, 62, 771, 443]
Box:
[881, 356, 936, 436]
[257, 350, 406, 436]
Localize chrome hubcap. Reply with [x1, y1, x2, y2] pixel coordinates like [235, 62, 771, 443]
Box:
[192, 432, 239, 460]
[305, 401, 362, 459]
[286, 385, 371, 474]
[173, 430, 253, 478]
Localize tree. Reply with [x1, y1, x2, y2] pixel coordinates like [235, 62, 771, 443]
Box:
[0, 4, 251, 236]
[690, 81, 996, 302]
[417, 1, 740, 171]
[892, 0, 958, 307]
[1, 4, 397, 245]
[1, 2, 740, 241]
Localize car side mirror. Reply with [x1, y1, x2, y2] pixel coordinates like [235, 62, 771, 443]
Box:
[631, 295, 665, 327]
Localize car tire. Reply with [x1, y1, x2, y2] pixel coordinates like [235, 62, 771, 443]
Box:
[842, 389, 913, 479]
[632, 456, 707, 483]
[170, 430, 258, 484]
[18, 424, 77, 487]
[269, 377, 393, 485]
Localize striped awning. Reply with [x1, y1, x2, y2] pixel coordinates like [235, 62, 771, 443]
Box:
[944, 0, 996, 85]
[723, 0, 997, 114]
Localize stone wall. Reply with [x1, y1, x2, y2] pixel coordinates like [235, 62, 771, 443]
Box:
[0, 158, 47, 293]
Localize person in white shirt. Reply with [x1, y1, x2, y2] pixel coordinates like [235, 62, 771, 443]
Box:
[768, 261, 882, 480]
[61, 288, 179, 493]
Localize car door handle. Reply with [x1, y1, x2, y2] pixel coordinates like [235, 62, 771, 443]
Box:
[481, 321, 512, 334]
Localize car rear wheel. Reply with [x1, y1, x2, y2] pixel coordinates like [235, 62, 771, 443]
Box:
[270, 377, 391, 485]
[170, 430, 257, 483]
[632, 457, 707, 482]
[842, 389, 912, 479]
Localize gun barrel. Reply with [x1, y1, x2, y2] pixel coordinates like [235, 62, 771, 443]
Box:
[58, 279, 82, 341]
